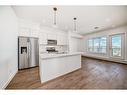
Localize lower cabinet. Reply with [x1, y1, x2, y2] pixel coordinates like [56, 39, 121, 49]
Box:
[39, 54, 81, 83]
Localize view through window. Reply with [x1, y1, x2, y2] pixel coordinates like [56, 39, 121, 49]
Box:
[88, 37, 107, 53]
[87, 34, 124, 58]
[111, 35, 122, 57]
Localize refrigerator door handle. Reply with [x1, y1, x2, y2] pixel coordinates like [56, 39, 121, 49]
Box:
[26, 40, 28, 58]
[28, 41, 31, 67]
[27, 38, 31, 57]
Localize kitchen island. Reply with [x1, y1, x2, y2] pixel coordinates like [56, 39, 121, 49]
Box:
[39, 52, 82, 83]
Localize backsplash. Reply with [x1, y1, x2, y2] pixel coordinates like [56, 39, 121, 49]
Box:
[39, 45, 68, 54]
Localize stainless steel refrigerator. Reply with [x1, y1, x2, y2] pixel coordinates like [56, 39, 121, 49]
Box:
[18, 37, 39, 70]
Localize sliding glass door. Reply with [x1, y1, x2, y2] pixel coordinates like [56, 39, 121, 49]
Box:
[110, 33, 125, 59]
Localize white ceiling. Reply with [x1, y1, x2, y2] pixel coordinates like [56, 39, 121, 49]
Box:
[12, 6, 127, 34]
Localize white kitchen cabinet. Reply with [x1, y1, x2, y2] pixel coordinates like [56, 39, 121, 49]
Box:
[57, 34, 67, 45]
[30, 29, 39, 37]
[39, 53, 81, 83]
[19, 28, 39, 37]
[19, 27, 30, 37]
[39, 32, 47, 45]
[63, 36, 67, 45]
[47, 34, 57, 40]
[18, 19, 40, 37]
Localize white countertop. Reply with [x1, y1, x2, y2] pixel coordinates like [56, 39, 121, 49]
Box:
[40, 52, 83, 59]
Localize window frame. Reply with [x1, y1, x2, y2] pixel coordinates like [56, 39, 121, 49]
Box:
[99, 36, 107, 54]
[109, 33, 125, 59]
[87, 36, 107, 54]
[87, 39, 93, 53]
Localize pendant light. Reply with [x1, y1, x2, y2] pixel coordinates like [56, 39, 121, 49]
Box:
[73, 17, 77, 32]
[52, 7, 58, 28]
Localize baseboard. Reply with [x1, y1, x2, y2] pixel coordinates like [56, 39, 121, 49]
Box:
[2, 69, 18, 89]
[82, 54, 127, 64]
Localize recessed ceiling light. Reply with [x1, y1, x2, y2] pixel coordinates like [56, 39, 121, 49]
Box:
[94, 27, 99, 29]
[111, 25, 115, 28]
[106, 18, 111, 22]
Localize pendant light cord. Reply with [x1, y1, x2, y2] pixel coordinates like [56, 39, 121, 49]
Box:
[74, 17, 77, 32]
[53, 7, 57, 25]
[54, 10, 56, 25]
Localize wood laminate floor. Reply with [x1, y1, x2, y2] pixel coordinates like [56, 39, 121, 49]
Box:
[6, 57, 127, 89]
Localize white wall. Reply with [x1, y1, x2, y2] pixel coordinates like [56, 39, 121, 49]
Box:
[68, 31, 84, 52]
[83, 25, 127, 62]
[0, 6, 18, 89]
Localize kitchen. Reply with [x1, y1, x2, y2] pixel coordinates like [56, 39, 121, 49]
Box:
[1, 6, 127, 89]
[18, 18, 82, 83]
[15, 7, 83, 85]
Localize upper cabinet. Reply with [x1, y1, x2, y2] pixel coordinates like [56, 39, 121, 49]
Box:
[19, 28, 39, 37]
[57, 33, 68, 45]
[18, 20, 68, 45]
[18, 19, 40, 37]
[39, 32, 47, 45]
[39, 27, 68, 45]
[30, 29, 39, 37]
[39, 32, 68, 45]
[47, 34, 57, 40]
[19, 28, 30, 37]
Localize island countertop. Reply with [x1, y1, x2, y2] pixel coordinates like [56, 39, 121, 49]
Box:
[40, 52, 83, 59]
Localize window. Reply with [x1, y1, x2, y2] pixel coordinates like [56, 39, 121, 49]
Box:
[88, 37, 107, 54]
[99, 37, 107, 53]
[88, 39, 93, 52]
[87, 33, 125, 59]
[93, 38, 99, 53]
[111, 35, 122, 57]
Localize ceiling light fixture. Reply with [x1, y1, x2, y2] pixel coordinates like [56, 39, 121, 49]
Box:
[94, 27, 99, 29]
[52, 7, 58, 28]
[73, 17, 77, 32]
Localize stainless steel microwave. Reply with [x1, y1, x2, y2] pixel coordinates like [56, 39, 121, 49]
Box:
[47, 39, 57, 45]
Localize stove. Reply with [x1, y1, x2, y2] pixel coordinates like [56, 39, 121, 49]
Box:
[46, 47, 58, 53]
